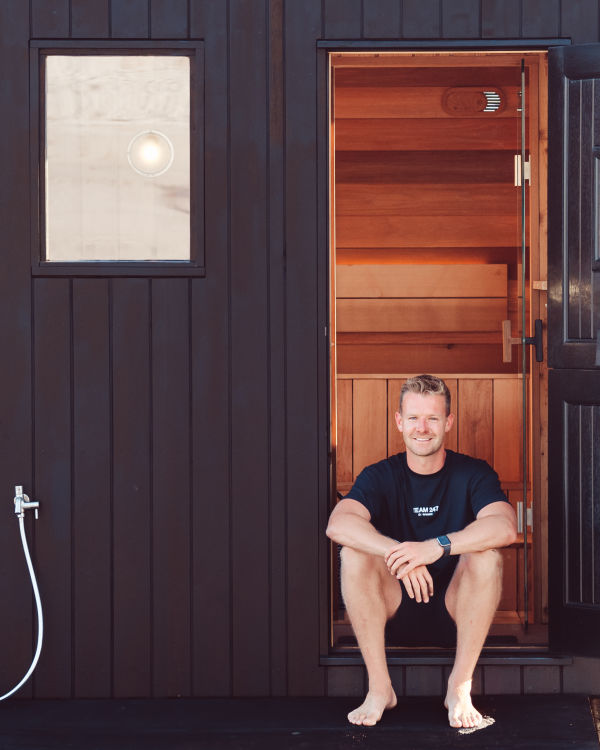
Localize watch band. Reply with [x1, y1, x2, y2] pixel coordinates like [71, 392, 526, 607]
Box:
[436, 535, 451, 557]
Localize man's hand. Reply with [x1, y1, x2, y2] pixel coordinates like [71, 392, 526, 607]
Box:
[398, 564, 434, 603]
[385, 539, 444, 579]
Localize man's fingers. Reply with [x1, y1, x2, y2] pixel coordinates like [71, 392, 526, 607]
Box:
[426, 574, 434, 596]
[389, 555, 409, 576]
[402, 576, 414, 599]
[414, 574, 428, 603]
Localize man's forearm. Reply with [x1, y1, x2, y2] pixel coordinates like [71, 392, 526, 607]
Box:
[326, 512, 396, 557]
[447, 513, 517, 556]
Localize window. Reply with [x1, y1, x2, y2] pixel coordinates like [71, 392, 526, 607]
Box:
[31, 43, 204, 275]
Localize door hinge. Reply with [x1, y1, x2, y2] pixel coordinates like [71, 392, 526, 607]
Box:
[514, 154, 531, 186]
[517, 501, 532, 533]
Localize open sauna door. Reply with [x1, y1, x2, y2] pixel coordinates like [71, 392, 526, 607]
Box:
[548, 43, 600, 656]
[329, 51, 549, 650]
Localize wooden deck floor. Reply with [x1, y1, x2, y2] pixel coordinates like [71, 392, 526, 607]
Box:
[0, 695, 596, 749]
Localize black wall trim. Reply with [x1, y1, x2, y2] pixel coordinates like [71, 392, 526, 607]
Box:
[317, 38, 570, 50]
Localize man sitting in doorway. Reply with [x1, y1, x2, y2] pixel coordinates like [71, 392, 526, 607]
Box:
[326, 374, 517, 729]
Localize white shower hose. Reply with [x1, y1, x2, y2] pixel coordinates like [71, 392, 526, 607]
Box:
[0, 514, 43, 701]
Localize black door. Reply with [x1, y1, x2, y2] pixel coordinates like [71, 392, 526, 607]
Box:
[548, 43, 600, 655]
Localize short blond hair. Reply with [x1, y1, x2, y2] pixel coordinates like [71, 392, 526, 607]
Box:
[399, 375, 450, 416]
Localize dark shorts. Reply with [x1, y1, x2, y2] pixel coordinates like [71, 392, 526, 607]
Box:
[385, 558, 458, 648]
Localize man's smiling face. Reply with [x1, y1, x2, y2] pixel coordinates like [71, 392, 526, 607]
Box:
[395, 392, 453, 459]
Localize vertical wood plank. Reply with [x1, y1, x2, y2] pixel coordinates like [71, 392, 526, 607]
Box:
[498, 547, 518, 611]
[482, 0, 520, 38]
[363, 0, 402, 38]
[268, 0, 288, 696]
[403, 0, 441, 37]
[457, 379, 493, 465]
[316, 26, 331, 665]
[32, 280, 72, 698]
[517, 543, 534, 616]
[324, 0, 362, 38]
[580, 406, 594, 604]
[442, 0, 480, 38]
[189, 0, 232, 698]
[387, 378, 406, 456]
[594, 406, 600, 606]
[31, 0, 70, 37]
[560, 0, 600, 44]
[445, 378, 458, 453]
[0, 0, 33, 698]
[565, 403, 582, 606]
[285, 0, 325, 697]
[522, 0, 559, 37]
[71, 0, 110, 37]
[151, 0, 188, 38]
[336, 379, 353, 484]
[72, 280, 112, 697]
[112, 279, 151, 697]
[578, 80, 595, 340]
[353, 380, 388, 478]
[230, 0, 270, 697]
[493, 377, 523, 484]
[111, 0, 149, 38]
[566, 80, 583, 342]
[152, 279, 191, 696]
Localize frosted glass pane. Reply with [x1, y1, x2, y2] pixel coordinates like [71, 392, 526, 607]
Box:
[45, 55, 190, 262]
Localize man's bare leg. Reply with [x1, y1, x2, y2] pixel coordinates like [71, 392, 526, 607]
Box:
[444, 549, 503, 728]
[340, 546, 402, 726]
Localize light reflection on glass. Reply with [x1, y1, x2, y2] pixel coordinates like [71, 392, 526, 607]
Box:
[127, 130, 174, 177]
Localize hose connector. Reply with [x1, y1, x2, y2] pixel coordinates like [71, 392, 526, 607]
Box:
[14, 486, 39, 520]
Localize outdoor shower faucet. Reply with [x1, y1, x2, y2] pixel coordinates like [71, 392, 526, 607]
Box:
[14, 486, 39, 520]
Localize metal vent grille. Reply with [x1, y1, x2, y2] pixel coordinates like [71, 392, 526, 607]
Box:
[483, 90, 502, 112]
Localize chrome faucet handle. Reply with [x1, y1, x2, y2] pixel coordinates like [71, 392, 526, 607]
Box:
[14, 486, 39, 519]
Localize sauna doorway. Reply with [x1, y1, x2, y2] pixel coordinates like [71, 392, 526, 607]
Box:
[329, 51, 549, 651]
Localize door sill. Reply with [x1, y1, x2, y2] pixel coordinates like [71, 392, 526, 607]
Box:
[321, 651, 572, 666]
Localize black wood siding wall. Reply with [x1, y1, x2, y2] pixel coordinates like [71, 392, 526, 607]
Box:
[0, 0, 599, 699]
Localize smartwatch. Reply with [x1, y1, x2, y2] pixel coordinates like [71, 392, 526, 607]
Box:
[436, 535, 451, 557]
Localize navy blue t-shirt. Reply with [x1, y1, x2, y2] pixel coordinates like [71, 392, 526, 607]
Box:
[345, 449, 508, 576]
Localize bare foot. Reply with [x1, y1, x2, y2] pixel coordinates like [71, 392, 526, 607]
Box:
[347, 687, 397, 726]
[444, 679, 482, 729]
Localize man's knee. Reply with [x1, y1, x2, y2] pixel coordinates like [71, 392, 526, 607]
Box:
[459, 548, 503, 581]
[339, 546, 392, 592]
[340, 545, 383, 576]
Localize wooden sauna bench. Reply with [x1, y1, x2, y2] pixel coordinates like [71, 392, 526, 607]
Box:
[334, 263, 520, 375]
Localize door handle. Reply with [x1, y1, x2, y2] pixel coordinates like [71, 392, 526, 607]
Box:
[502, 319, 543, 363]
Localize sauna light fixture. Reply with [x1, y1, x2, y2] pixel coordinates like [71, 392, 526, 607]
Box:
[127, 130, 174, 177]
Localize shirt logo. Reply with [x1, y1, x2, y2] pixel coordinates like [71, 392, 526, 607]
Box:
[412, 505, 439, 517]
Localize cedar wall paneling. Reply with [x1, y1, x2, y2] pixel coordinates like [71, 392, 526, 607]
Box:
[0, 0, 594, 700]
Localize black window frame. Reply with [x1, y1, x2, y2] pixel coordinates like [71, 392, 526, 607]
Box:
[30, 40, 205, 277]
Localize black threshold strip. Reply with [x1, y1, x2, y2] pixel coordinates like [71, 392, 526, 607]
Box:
[0, 695, 597, 750]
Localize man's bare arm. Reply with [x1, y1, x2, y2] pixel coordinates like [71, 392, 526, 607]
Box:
[446, 500, 518, 555]
[326, 498, 434, 602]
[386, 501, 518, 577]
[326, 498, 397, 556]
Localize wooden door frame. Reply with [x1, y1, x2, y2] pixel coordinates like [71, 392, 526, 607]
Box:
[323, 45, 553, 655]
